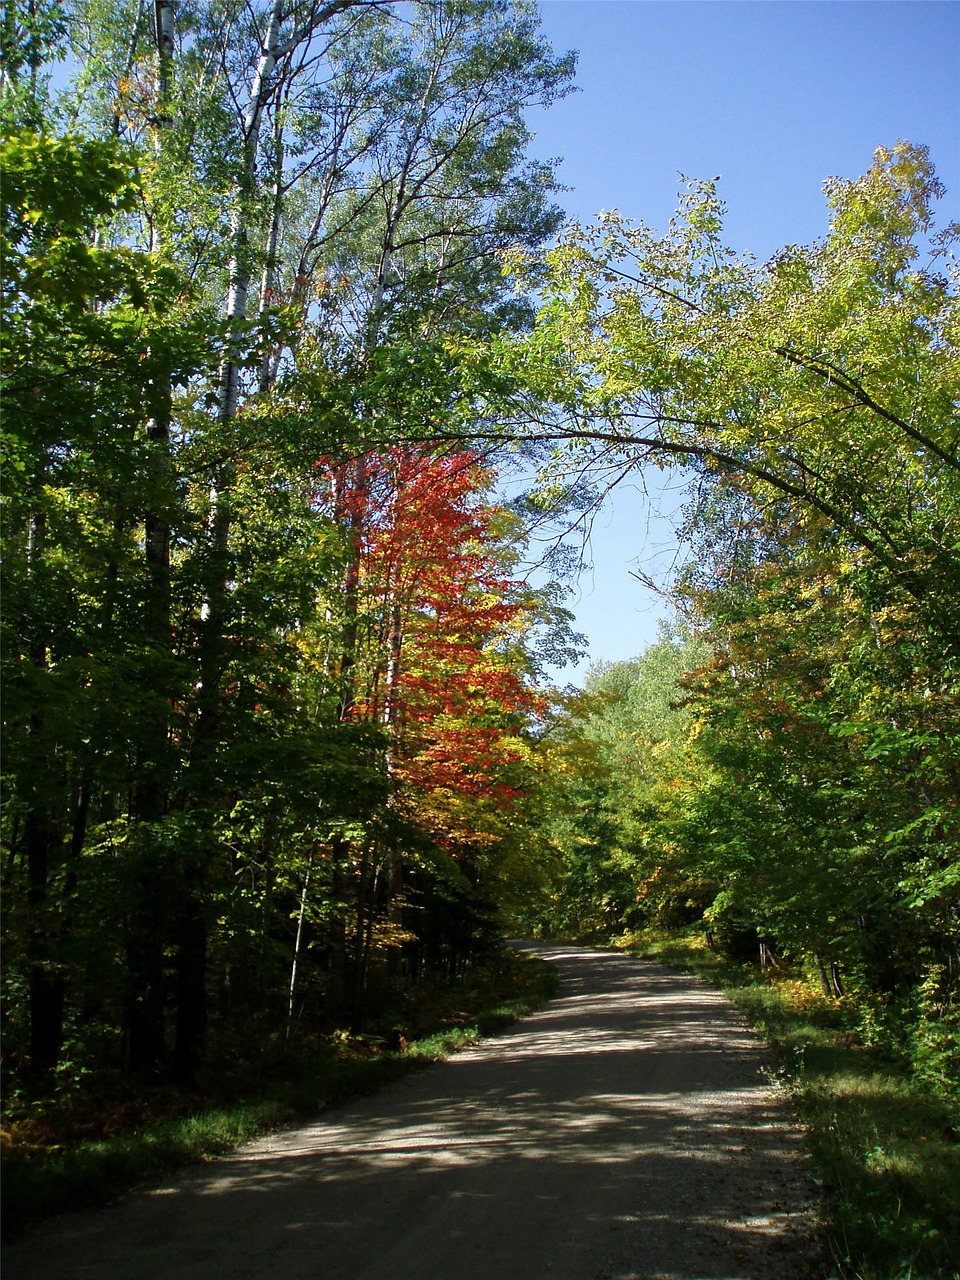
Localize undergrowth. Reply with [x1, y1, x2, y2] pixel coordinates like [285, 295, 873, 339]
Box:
[1, 948, 559, 1237]
[631, 929, 960, 1280]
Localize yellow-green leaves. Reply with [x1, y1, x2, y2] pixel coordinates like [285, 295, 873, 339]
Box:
[509, 144, 959, 642]
[1, 131, 140, 238]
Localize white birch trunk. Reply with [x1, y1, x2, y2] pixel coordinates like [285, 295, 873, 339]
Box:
[286, 849, 313, 1037]
[220, 0, 369, 418]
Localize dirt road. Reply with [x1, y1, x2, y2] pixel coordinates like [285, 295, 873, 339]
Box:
[3, 945, 821, 1280]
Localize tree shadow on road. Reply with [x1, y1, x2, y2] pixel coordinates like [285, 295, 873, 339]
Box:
[3, 946, 823, 1280]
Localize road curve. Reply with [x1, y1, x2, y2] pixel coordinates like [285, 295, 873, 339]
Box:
[4, 945, 820, 1280]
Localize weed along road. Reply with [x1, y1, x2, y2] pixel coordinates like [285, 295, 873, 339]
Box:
[4, 946, 820, 1280]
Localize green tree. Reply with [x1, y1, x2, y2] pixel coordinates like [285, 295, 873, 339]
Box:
[498, 145, 958, 1096]
[528, 631, 709, 940]
[0, 0, 68, 128]
[668, 482, 960, 1087]
[1, 129, 208, 1076]
[1, 0, 580, 1094]
[500, 143, 958, 638]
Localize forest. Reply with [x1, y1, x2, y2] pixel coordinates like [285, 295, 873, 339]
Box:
[2, 0, 958, 1243]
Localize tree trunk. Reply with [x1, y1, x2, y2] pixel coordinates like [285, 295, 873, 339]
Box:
[287, 850, 313, 1038]
[23, 506, 68, 1078]
[173, 903, 207, 1087]
[25, 804, 65, 1078]
[814, 953, 833, 1000]
[123, 0, 176, 1084]
[125, 904, 167, 1078]
[327, 844, 349, 1020]
[337, 457, 366, 720]
[382, 594, 404, 973]
[183, 0, 384, 1069]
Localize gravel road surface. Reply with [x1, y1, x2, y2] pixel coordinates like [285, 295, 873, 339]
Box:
[3, 944, 821, 1280]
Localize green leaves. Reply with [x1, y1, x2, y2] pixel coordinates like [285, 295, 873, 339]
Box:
[511, 144, 960, 651]
[525, 630, 711, 939]
[504, 147, 960, 1108]
[1, 132, 140, 239]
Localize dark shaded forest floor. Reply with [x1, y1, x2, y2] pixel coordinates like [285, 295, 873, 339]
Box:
[1, 950, 558, 1235]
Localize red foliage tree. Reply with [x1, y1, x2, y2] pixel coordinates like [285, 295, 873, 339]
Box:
[316, 445, 545, 830]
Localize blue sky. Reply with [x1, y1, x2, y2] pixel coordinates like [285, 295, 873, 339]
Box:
[525, 0, 960, 682]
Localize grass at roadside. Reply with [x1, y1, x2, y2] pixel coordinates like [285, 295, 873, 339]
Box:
[631, 931, 960, 1280]
[1, 949, 559, 1237]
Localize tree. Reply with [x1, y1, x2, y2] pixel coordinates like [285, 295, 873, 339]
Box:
[28, 0, 571, 1062]
[0, 0, 68, 128]
[304, 445, 556, 1001]
[667, 483, 960, 1073]
[492, 146, 958, 1097]
[1, 0, 579, 1093]
[484, 144, 959, 641]
[1, 129, 209, 1076]
[526, 631, 710, 940]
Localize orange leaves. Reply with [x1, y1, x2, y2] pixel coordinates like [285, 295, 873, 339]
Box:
[313, 445, 540, 836]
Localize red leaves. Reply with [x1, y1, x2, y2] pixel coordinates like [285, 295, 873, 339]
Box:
[314, 445, 539, 819]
